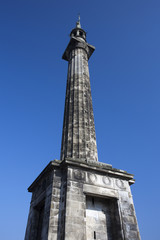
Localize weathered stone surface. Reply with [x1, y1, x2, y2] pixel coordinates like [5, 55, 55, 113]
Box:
[25, 20, 140, 240]
[25, 158, 140, 240]
[86, 196, 122, 240]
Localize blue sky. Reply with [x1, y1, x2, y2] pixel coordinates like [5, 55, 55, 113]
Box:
[0, 0, 160, 239]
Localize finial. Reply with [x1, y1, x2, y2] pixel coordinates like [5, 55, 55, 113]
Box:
[76, 14, 81, 28]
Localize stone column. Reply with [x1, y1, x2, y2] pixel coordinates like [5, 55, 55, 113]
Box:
[61, 38, 98, 162]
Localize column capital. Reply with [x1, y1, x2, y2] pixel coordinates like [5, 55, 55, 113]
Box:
[62, 37, 95, 61]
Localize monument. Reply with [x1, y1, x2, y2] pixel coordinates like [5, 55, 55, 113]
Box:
[25, 18, 140, 240]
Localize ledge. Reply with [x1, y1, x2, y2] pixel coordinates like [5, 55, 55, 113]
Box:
[63, 158, 134, 182]
[62, 37, 95, 61]
[27, 158, 135, 192]
[83, 184, 119, 199]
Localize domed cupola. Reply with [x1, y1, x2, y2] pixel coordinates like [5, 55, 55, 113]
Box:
[70, 16, 86, 42]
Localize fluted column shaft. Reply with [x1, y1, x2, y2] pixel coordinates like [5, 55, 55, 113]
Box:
[61, 45, 98, 161]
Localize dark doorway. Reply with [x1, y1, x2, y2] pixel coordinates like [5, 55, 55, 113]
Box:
[36, 203, 45, 240]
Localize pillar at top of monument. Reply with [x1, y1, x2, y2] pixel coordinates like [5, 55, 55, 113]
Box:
[60, 20, 98, 162]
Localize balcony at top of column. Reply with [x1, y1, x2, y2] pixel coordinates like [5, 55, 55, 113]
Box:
[62, 19, 95, 61]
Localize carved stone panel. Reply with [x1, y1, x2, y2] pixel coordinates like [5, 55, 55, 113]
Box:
[73, 169, 85, 181]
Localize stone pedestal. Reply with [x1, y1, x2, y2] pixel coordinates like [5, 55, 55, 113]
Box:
[25, 159, 140, 240]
